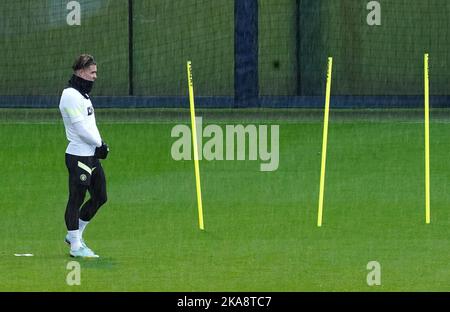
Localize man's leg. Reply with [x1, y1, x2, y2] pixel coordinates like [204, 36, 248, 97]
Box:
[64, 182, 87, 230]
[79, 159, 107, 236]
[65, 154, 89, 251]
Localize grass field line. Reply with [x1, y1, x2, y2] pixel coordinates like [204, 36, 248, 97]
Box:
[3, 108, 450, 124]
[3, 120, 450, 125]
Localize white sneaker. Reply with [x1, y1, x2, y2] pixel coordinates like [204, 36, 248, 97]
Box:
[65, 234, 89, 248]
[69, 246, 99, 258]
[65, 235, 98, 257]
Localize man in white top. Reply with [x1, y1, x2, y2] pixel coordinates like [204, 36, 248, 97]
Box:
[59, 54, 109, 258]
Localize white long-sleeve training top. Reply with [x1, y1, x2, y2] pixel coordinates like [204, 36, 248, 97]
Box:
[59, 87, 102, 156]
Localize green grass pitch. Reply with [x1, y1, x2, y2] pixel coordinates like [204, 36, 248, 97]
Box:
[0, 108, 448, 291]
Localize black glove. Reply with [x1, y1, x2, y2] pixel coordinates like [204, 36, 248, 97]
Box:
[94, 141, 109, 159]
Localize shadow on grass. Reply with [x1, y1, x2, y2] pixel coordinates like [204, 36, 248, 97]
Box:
[75, 257, 118, 270]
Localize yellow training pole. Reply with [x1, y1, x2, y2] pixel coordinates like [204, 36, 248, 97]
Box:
[424, 53, 430, 224]
[187, 61, 205, 230]
[317, 57, 333, 227]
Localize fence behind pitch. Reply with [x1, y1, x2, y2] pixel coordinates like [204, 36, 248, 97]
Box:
[1, 0, 449, 107]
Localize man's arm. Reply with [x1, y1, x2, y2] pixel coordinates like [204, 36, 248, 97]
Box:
[72, 120, 102, 147]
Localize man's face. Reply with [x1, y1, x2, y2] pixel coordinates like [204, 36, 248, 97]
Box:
[77, 64, 97, 81]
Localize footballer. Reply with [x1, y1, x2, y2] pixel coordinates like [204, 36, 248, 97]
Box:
[59, 54, 109, 258]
